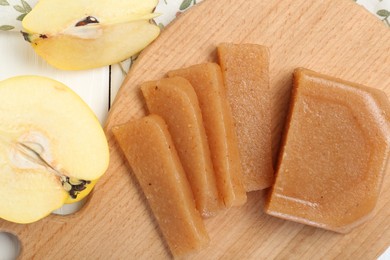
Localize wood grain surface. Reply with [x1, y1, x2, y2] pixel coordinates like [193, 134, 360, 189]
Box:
[1, 0, 389, 258]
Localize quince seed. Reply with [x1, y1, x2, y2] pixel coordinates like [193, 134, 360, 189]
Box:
[72, 183, 87, 192]
[63, 182, 72, 192]
[69, 177, 82, 185]
[75, 16, 99, 27]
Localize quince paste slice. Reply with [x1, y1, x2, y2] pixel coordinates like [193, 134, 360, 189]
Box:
[168, 63, 246, 208]
[266, 68, 390, 233]
[218, 43, 274, 191]
[141, 77, 221, 217]
[112, 114, 209, 257]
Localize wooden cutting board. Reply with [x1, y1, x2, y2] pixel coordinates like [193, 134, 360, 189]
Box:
[1, 0, 389, 258]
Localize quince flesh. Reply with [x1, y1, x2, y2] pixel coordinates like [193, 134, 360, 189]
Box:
[22, 0, 160, 70]
[0, 76, 109, 223]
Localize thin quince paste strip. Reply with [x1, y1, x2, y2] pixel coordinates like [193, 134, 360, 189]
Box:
[217, 43, 274, 191]
[141, 77, 221, 217]
[265, 68, 390, 233]
[112, 114, 209, 257]
[168, 63, 247, 207]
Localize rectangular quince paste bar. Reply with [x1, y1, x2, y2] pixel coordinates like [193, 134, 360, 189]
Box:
[141, 77, 221, 217]
[112, 114, 209, 257]
[217, 43, 274, 191]
[167, 63, 247, 208]
[266, 68, 390, 233]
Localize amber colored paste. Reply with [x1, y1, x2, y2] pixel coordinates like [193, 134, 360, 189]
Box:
[168, 63, 247, 208]
[218, 43, 274, 191]
[112, 115, 209, 257]
[266, 68, 390, 233]
[141, 77, 221, 217]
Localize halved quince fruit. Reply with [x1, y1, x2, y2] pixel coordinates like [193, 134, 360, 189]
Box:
[21, 0, 160, 70]
[0, 76, 109, 223]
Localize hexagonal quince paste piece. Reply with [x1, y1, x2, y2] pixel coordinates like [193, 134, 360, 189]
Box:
[266, 68, 390, 233]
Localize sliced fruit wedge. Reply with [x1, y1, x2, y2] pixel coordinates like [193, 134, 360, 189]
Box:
[22, 0, 160, 70]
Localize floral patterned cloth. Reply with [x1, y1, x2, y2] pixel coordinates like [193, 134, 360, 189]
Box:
[0, 0, 36, 31]
[0, 0, 389, 32]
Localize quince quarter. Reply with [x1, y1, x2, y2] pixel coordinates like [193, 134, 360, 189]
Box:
[0, 76, 109, 224]
[22, 0, 160, 70]
[266, 68, 390, 233]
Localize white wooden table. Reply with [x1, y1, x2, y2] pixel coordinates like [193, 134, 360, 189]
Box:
[0, 0, 389, 259]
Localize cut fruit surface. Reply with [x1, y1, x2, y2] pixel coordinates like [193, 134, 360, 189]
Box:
[22, 0, 159, 33]
[0, 76, 109, 223]
[22, 0, 160, 70]
[265, 68, 390, 233]
[0, 167, 67, 224]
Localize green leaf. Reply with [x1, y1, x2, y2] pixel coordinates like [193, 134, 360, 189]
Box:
[0, 25, 15, 31]
[21, 0, 32, 13]
[0, 0, 10, 6]
[16, 13, 27, 21]
[179, 0, 192, 10]
[377, 9, 390, 17]
[13, 4, 25, 13]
